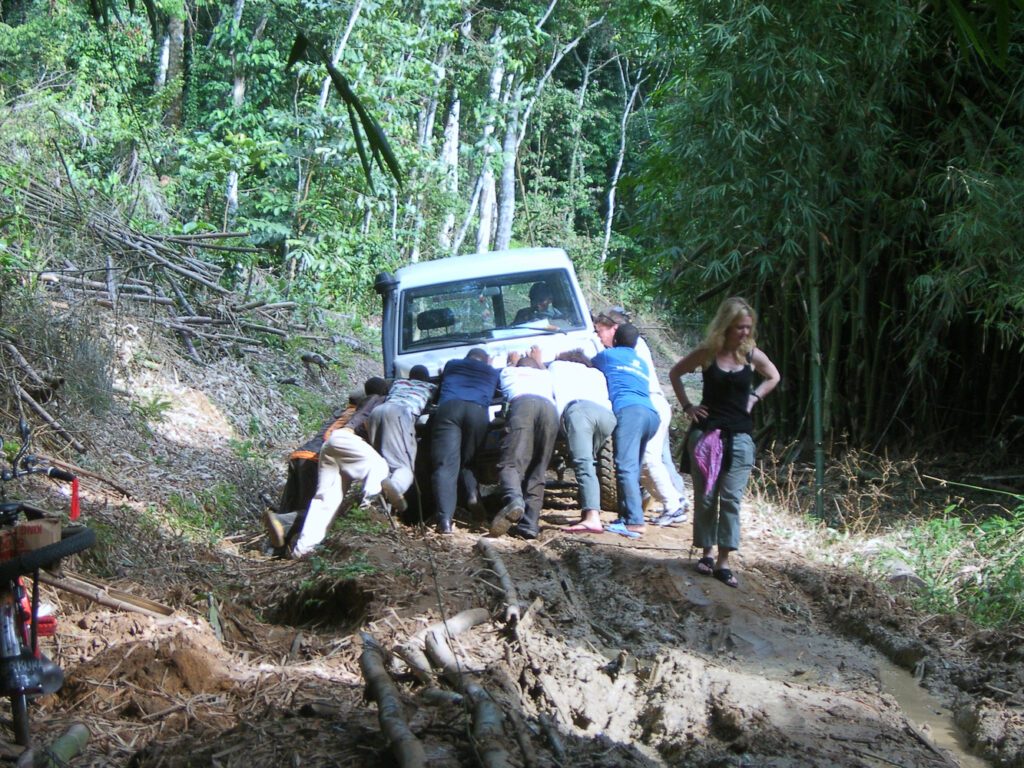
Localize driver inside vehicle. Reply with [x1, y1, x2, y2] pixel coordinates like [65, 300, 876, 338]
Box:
[513, 282, 565, 326]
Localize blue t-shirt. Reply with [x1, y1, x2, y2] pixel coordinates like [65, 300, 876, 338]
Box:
[438, 357, 500, 408]
[593, 347, 656, 415]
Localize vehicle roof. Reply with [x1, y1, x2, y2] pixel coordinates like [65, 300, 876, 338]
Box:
[394, 247, 572, 290]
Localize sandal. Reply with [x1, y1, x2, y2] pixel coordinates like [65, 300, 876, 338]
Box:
[695, 556, 715, 576]
[713, 568, 738, 588]
[606, 521, 642, 539]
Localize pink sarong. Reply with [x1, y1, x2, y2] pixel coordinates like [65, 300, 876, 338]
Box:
[694, 429, 723, 498]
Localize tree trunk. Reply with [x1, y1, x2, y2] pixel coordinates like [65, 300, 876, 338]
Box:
[438, 94, 461, 250]
[601, 61, 644, 280]
[566, 48, 593, 228]
[418, 43, 449, 149]
[493, 96, 521, 251]
[156, 29, 171, 88]
[808, 220, 825, 521]
[474, 32, 504, 254]
[492, 15, 602, 252]
[224, 3, 266, 228]
[158, 15, 186, 126]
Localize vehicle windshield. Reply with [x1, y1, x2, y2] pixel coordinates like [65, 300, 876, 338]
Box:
[399, 268, 586, 353]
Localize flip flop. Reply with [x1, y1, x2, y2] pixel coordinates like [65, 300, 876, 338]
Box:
[606, 522, 642, 539]
[563, 525, 604, 534]
[695, 556, 715, 576]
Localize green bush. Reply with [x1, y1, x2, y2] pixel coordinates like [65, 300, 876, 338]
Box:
[894, 500, 1024, 628]
[164, 482, 246, 541]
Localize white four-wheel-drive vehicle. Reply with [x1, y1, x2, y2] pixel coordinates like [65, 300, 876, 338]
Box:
[374, 247, 601, 379]
[374, 247, 616, 515]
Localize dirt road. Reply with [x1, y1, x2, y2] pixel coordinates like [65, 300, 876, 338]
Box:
[9, 345, 1020, 767]
[25, 478, 1020, 768]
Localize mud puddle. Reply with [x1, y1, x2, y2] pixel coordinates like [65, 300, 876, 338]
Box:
[877, 658, 989, 768]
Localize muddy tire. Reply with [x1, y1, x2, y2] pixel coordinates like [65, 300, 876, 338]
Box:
[597, 437, 618, 513]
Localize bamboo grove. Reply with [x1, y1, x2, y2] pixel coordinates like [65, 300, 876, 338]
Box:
[1, 0, 1023, 457]
[629, 0, 1024, 455]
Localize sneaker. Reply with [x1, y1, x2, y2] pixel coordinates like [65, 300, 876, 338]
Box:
[654, 507, 688, 527]
[489, 498, 525, 537]
[380, 477, 407, 513]
[262, 509, 286, 549]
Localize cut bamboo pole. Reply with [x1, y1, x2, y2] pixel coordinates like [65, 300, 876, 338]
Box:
[358, 633, 426, 768]
[48, 457, 134, 498]
[395, 608, 490, 684]
[37, 572, 173, 618]
[19, 723, 90, 767]
[466, 682, 511, 768]
[423, 633, 510, 768]
[474, 538, 520, 623]
[14, 384, 86, 453]
[1, 342, 48, 390]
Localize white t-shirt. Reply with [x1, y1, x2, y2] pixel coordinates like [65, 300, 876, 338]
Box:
[635, 337, 665, 397]
[499, 365, 555, 404]
[548, 360, 613, 417]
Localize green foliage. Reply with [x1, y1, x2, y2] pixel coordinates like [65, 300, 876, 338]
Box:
[163, 482, 245, 541]
[627, 0, 1024, 448]
[131, 394, 172, 423]
[281, 386, 332, 435]
[892, 500, 1024, 628]
[304, 551, 378, 584]
[334, 504, 388, 536]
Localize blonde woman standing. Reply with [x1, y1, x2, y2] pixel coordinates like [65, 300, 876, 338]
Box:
[669, 298, 780, 588]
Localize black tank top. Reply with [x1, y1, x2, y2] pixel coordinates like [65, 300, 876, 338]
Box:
[699, 355, 754, 434]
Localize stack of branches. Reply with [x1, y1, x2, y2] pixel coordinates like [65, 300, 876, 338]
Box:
[0, 169, 368, 452]
[1, 173, 316, 363]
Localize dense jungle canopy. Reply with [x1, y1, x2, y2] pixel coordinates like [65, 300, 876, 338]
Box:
[1, 0, 1023, 458]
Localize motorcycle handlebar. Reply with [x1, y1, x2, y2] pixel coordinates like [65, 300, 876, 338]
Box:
[44, 467, 75, 483]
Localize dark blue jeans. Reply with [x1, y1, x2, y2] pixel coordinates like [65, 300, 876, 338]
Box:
[430, 399, 489, 525]
[613, 405, 660, 525]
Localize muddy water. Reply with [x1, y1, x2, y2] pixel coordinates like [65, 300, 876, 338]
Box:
[876, 658, 989, 768]
[660, 556, 995, 767]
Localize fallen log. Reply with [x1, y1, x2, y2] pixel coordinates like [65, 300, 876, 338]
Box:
[423, 628, 462, 689]
[490, 668, 538, 768]
[394, 643, 434, 685]
[420, 687, 464, 706]
[474, 538, 520, 624]
[537, 712, 566, 763]
[359, 632, 427, 768]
